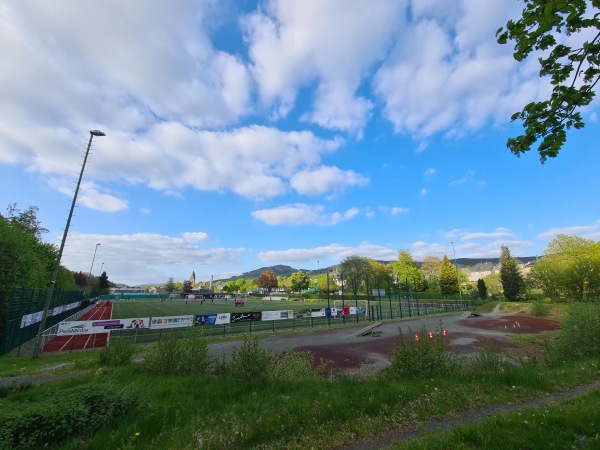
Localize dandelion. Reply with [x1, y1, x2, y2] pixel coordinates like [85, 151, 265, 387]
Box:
[135, 433, 140, 437]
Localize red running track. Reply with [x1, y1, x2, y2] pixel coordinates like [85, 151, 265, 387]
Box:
[42, 301, 113, 353]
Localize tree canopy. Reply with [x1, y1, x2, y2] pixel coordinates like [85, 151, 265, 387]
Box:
[0, 204, 64, 292]
[497, 1, 600, 162]
[289, 271, 310, 293]
[256, 271, 278, 295]
[439, 255, 459, 295]
[531, 234, 600, 300]
[339, 256, 370, 297]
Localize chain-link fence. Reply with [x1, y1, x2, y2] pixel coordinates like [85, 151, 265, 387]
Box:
[0, 288, 91, 356]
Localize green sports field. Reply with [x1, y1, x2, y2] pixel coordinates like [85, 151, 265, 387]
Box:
[111, 297, 335, 319]
[109, 297, 367, 341]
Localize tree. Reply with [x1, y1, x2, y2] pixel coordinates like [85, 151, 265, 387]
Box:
[499, 245, 524, 301]
[339, 256, 370, 297]
[164, 277, 176, 294]
[391, 251, 425, 292]
[439, 255, 459, 295]
[183, 280, 193, 293]
[531, 234, 600, 300]
[368, 260, 392, 293]
[497, 1, 600, 162]
[477, 278, 487, 300]
[0, 204, 58, 291]
[98, 271, 110, 294]
[290, 271, 310, 293]
[256, 271, 278, 296]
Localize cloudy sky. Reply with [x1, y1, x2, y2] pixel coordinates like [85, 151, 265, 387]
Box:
[1, 0, 599, 286]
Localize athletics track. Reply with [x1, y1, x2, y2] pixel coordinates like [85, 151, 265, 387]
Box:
[42, 301, 113, 353]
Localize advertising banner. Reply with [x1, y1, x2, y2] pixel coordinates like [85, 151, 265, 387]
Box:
[215, 313, 231, 325]
[310, 309, 326, 318]
[57, 317, 150, 335]
[150, 315, 194, 329]
[261, 310, 292, 321]
[231, 312, 262, 323]
[195, 314, 216, 325]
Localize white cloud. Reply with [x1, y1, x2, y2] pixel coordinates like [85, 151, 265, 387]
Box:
[58, 231, 247, 286]
[423, 168, 436, 180]
[258, 241, 398, 265]
[139, 207, 151, 215]
[461, 228, 514, 241]
[290, 166, 369, 196]
[251, 204, 360, 226]
[373, 0, 550, 141]
[410, 238, 534, 260]
[244, 0, 405, 134]
[379, 206, 409, 216]
[450, 170, 476, 186]
[538, 221, 600, 240]
[420, 188, 428, 197]
[48, 179, 129, 213]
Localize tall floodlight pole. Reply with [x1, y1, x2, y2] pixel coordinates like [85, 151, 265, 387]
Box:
[450, 241, 463, 301]
[32, 130, 106, 358]
[86, 243, 101, 297]
[99, 262, 104, 277]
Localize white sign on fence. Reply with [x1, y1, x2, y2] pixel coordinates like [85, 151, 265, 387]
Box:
[57, 317, 150, 335]
[261, 310, 292, 321]
[149, 315, 194, 329]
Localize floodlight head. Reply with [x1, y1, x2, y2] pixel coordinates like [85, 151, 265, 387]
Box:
[90, 130, 106, 137]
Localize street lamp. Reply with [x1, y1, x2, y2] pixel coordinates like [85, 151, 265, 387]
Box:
[32, 130, 106, 358]
[450, 241, 463, 301]
[99, 262, 104, 277]
[86, 243, 101, 297]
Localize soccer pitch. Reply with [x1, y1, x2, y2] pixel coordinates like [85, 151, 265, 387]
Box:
[111, 297, 334, 319]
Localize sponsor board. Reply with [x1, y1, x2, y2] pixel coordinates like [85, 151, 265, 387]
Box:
[57, 317, 150, 335]
[20, 302, 80, 329]
[215, 313, 231, 325]
[310, 309, 326, 318]
[195, 314, 217, 325]
[261, 310, 292, 321]
[150, 315, 194, 329]
[231, 312, 262, 323]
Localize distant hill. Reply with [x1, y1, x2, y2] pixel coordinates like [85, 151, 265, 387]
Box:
[213, 257, 538, 283]
[215, 264, 307, 282]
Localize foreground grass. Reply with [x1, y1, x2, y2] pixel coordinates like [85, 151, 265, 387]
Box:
[397, 385, 600, 449]
[0, 358, 590, 449]
[2, 302, 599, 449]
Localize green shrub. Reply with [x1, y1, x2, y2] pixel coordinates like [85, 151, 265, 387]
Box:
[143, 328, 211, 376]
[228, 334, 274, 381]
[467, 345, 514, 375]
[98, 336, 136, 366]
[270, 350, 332, 381]
[531, 300, 550, 317]
[549, 303, 600, 363]
[384, 324, 461, 380]
[0, 385, 136, 449]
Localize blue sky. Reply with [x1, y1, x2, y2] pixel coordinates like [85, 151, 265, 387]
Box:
[1, 1, 599, 286]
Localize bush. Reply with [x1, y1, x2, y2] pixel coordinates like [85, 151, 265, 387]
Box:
[384, 324, 461, 380]
[531, 300, 550, 317]
[0, 385, 136, 449]
[98, 336, 136, 366]
[467, 345, 514, 375]
[270, 351, 332, 380]
[227, 334, 274, 381]
[548, 303, 600, 364]
[143, 328, 211, 376]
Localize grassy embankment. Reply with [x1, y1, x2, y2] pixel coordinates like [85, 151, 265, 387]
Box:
[0, 301, 598, 449]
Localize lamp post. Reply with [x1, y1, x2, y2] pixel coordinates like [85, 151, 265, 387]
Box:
[450, 241, 463, 301]
[32, 130, 106, 358]
[86, 243, 101, 297]
[99, 262, 104, 277]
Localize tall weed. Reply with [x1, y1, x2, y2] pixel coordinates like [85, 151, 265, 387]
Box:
[384, 323, 461, 380]
[227, 334, 273, 381]
[98, 337, 135, 366]
[467, 344, 514, 376]
[143, 328, 211, 376]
